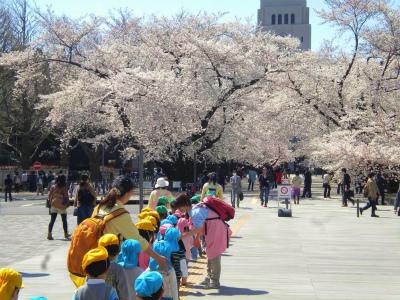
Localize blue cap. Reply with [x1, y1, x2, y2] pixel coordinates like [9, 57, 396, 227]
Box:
[160, 219, 172, 226]
[166, 215, 178, 225]
[118, 239, 141, 269]
[135, 271, 163, 297]
[29, 298, 48, 300]
[164, 227, 181, 252]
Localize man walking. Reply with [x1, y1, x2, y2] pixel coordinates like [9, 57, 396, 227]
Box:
[259, 168, 270, 207]
[230, 170, 242, 208]
[323, 172, 332, 198]
[4, 174, 13, 202]
[248, 168, 257, 191]
[341, 168, 354, 206]
[359, 173, 380, 217]
[302, 168, 312, 198]
[375, 172, 386, 205]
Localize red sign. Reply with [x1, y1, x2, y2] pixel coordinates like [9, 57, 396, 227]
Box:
[33, 161, 42, 170]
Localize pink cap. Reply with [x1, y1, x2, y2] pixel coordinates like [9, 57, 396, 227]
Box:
[177, 218, 189, 233]
[159, 224, 173, 236]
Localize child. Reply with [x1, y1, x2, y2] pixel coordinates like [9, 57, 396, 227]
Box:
[136, 219, 157, 270]
[135, 271, 164, 300]
[0, 268, 24, 300]
[149, 228, 179, 300]
[164, 228, 186, 289]
[157, 196, 170, 208]
[166, 215, 178, 227]
[73, 247, 118, 300]
[98, 234, 130, 300]
[118, 239, 143, 299]
[156, 206, 168, 221]
[176, 218, 191, 285]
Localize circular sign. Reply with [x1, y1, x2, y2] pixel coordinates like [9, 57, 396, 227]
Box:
[280, 186, 289, 195]
[33, 161, 42, 170]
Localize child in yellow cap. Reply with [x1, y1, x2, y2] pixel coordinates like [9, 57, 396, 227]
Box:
[72, 247, 118, 300]
[136, 219, 157, 270]
[99, 234, 130, 300]
[0, 268, 24, 300]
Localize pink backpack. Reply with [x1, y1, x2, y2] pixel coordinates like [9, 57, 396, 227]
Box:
[200, 196, 235, 222]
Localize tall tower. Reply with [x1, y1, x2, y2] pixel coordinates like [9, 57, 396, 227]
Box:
[258, 0, 312, 51]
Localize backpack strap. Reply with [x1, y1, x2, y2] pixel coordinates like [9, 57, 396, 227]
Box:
[103, 208, 129, 223]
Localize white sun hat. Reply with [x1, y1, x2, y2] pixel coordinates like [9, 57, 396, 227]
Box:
[155, 177, 169, 188]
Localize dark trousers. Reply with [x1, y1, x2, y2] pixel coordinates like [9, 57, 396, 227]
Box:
[77, 205, 94, 225]
[362, 198, 377, 216]
[323, 184, 331, 198]
[302, 184, 312, 198]
[248, 180, 254, 191]
[379, 190, 385, 205]
[4, 187, 12, 201]
[48, 213, 68, 234]
[337, 184, 342, 195]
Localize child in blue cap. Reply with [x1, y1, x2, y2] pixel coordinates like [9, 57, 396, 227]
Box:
[149, 228, 180, 300]
[118, 240, 143, 300]
[164, 228, 186, 290]
[135, 271, 164, 300]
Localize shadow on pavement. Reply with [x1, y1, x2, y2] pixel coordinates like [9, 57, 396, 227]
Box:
[208, 286, 269, 296]
[21, 272, 50, 278]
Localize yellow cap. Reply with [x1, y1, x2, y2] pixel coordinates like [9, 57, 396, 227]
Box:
[138, 212, 150, 220]
[141, 207, 153, 213]
[0, 268, 24, 300]
[136, 219, 156, 231]
[148, 211, 160, 221]
[82, 247, 109, 272]
[98, 234, 119, 248]
[146, 216, 158, 227]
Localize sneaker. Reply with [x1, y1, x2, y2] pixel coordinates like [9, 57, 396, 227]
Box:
[205, 281, 220, 289]
[200, 278, 210, 286]
[371, 214, 380, 218]
[47, 233, 54, 240]
[261, 201, 264, 206]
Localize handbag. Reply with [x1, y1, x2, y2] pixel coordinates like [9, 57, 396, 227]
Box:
[239, 192, 244, 201]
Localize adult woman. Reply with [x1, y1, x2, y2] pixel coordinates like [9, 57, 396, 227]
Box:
[47, 174, 70, 240]
[200, 172, 223, 200]
[96, 176, 167, 270]
[74, 174, 97, 225]
[148, 177, 174, 210]
[173, 194, 231, 289]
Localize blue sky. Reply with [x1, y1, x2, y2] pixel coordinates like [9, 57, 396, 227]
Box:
[34, 0, 345, 51]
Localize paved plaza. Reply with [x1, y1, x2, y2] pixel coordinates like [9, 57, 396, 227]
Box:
[1, 179, 399, 299]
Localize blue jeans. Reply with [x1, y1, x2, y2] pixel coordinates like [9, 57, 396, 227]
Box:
[77, 205, 94, 225]
[260, 187, 270, 203]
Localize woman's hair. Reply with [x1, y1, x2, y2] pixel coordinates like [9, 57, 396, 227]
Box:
[171, 194, 191, 209]
[208, 172, 217, 184]
[139, 287, 164, 300]
[99, 176, 134, 208]
[55, 175, 67, 188]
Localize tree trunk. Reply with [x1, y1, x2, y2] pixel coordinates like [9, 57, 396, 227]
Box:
[80, 143, 102, 181]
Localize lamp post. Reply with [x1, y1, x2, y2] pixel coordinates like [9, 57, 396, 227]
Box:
[138, 148, 144, 211]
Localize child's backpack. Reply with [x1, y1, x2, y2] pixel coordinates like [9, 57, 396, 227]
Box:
[200, 196, 235, 222]
[67, 206, 128, 279]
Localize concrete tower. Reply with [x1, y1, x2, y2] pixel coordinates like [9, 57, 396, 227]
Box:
[258, 0, 312, 50]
